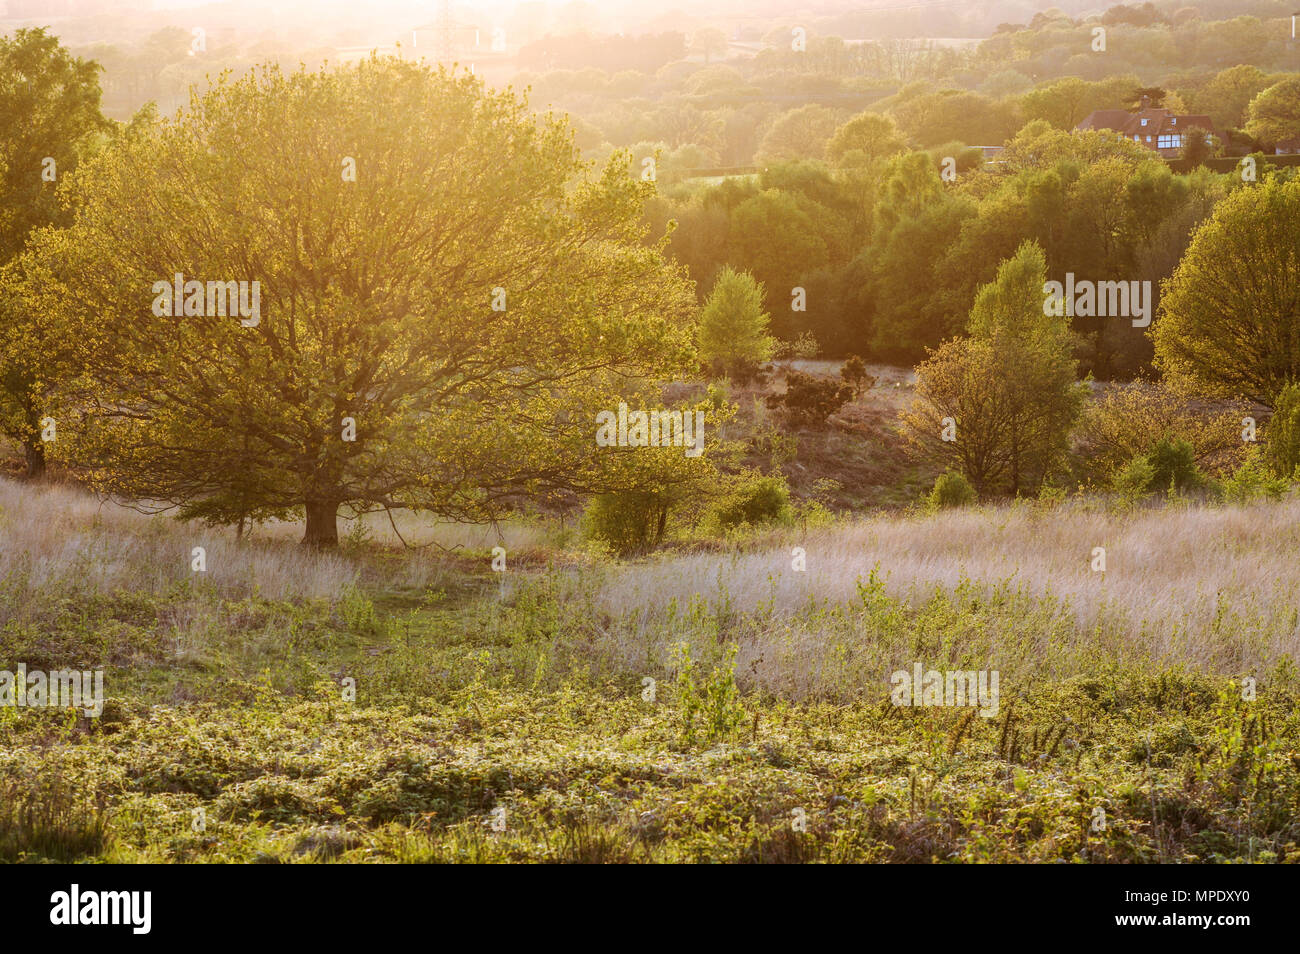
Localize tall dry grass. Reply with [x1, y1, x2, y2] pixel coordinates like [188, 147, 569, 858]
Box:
[0, 478, 555, 620]
[0, 479, 363, 607]
[595, 499, 1300, 678]
[5, 477, 1299, 685]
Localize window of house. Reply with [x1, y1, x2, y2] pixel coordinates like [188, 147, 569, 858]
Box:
[1141, 118, 1148, 126]
[1157, 135, 1182, 149]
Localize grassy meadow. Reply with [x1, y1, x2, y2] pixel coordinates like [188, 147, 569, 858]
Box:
[3, 475, 1298, 864]
[6, 9, 1300, 877]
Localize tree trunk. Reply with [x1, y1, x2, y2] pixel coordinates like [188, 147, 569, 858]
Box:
[302, 498, 339, 548]
[23, 439, 46, 480]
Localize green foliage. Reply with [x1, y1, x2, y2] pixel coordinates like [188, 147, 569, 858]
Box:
[1266, 383, 1300, 479]
[0, 27, 111, 262]
[1019, 75, 1136, 130]
[903, 241, 1086, 496]
[581, 489, 673, 556]
[825, 111, 906, 167]
[840, 354, 873, 395]
[27, 57, 698, 545]
[338, 584, 383, 637]
[1220, 449, 1290, 505]
[697, 266, 776, 382]
[707, 473, 792, 530]
[672, 643, 747, 746]
[1245, 77, 1300, 147]
[887, 88, 1020, 148]
[4, 501, 1300, 863]
[0, 28, 110, 476]
[1145, 436, 1204, 494]
[1155, 177, 1300, 407]
[1074, 381, 1251, 485]
[1112, 454, 1158, 502]
[925, 471, 977, 511]
[755, 104, 840, 164]
[1111, 437, 1204, 499]
[1179, 126, 1215, 167]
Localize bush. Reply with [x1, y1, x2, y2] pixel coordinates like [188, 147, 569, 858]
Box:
[926, 471, 977, 510]
[1220, 448, 1290, 504]
[1111, 436, 1204, 500]
[1074, 381, 1251, 484]
[1266, 383, 1300, 478]
[765, 370, 853, 428]
[840, 355, 874, 396]
[581, 490, 672, 556]
[1112, 455, 1157, 502]
[1145, 436, 1204, 493]
[708, 474, 792, 530]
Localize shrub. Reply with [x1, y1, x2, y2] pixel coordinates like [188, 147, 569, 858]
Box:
[673, 643, 747, 746]
[1220, 448, 1290, 504]
[1266, 383, 1300, 478]
[1145, 436, 1204, 493]
[1111, 437, 1205, 500]
[338, 584, 383, 636]
[581, 490, 673, 556]
[840, 354, 874, 396]
[1035, 482, 1068, 510]
[1112, 455, 1157, 502]
[1074, 381, 1251, 484]
[926, 471, 977, 510]
[765, 370, 853, 428]
[709, 474, 792, 530]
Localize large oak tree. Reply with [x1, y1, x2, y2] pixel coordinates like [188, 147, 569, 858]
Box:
[32, 58, 700, 545]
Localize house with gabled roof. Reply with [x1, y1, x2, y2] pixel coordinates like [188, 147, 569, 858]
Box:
[1076, 97, 1217, 158]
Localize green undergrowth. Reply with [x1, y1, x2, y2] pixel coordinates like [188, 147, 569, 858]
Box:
[1, 567, 1298, 863]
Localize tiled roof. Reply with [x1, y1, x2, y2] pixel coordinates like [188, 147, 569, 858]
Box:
[1077, 108, 1216, 138]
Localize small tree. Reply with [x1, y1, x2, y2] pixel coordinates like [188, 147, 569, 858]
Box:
[1074, 380, 1250, 484]
[840, 355, 874, 396]
[698, 266, 776, 383]
[926, 471, 977, 510]
[765, 371, 853, 428]
[902, 241, 1086, 495]
[1144, 436, 1204, 493]
[1179, 126, 1215, 167]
